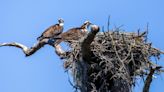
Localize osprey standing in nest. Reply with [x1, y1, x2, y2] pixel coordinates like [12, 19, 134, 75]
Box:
[37, 18, 64, 41]
[55, 21, 92, 45]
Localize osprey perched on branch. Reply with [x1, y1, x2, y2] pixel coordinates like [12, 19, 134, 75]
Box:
[37, 18, 64, 41]
[55, 21, 92, 45]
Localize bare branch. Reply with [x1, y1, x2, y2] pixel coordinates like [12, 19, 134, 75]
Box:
[0, 42, 28, 53]
[143, 66, 162, 92]
[0, 39, 53, 56]
[81, 25, 100, 61]
[107, 15, 110, 31]
[54, 44, 66, 58]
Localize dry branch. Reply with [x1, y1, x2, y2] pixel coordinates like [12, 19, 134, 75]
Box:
[0, 39, 65, 57]
[143, 66, 162, 92]
[81, 25, 100, 61]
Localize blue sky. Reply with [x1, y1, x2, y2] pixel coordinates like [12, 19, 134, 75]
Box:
[0, 0, 164, 92]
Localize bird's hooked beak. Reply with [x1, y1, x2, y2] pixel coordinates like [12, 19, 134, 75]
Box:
[84, 21, 93, 28]
[58, 18, 64, 23]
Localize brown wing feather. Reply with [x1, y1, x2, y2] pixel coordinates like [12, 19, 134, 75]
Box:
[54, 24, 87, 45]
[57, 27, 86, 42]
[37, 24, 63, 40]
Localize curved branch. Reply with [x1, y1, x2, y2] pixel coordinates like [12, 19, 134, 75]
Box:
[54, 44, 66, 58]
[0, 38, 66, 57]
[81, 25, 100, 61]
[0, 42, 28, 53]
[0, 39, 52, 56]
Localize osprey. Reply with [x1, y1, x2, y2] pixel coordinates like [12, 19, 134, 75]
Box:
[37, 18, 64, 41]
[55, 21, 92, 45]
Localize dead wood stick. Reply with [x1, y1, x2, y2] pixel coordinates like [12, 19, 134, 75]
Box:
[0, 39, 50, 56]
[143, 66, 162, 92]
[81, 25, 99, 61]
[0, 39, 65, 57]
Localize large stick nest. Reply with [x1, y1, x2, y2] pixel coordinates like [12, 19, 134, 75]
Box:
[62, 29, 163, 92]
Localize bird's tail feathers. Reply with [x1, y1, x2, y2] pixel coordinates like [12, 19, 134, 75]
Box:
[37, 36, 43, 41]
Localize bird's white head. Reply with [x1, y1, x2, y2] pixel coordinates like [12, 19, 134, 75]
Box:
[84, 20, 92, 28]
[58, 18, 64, 26]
